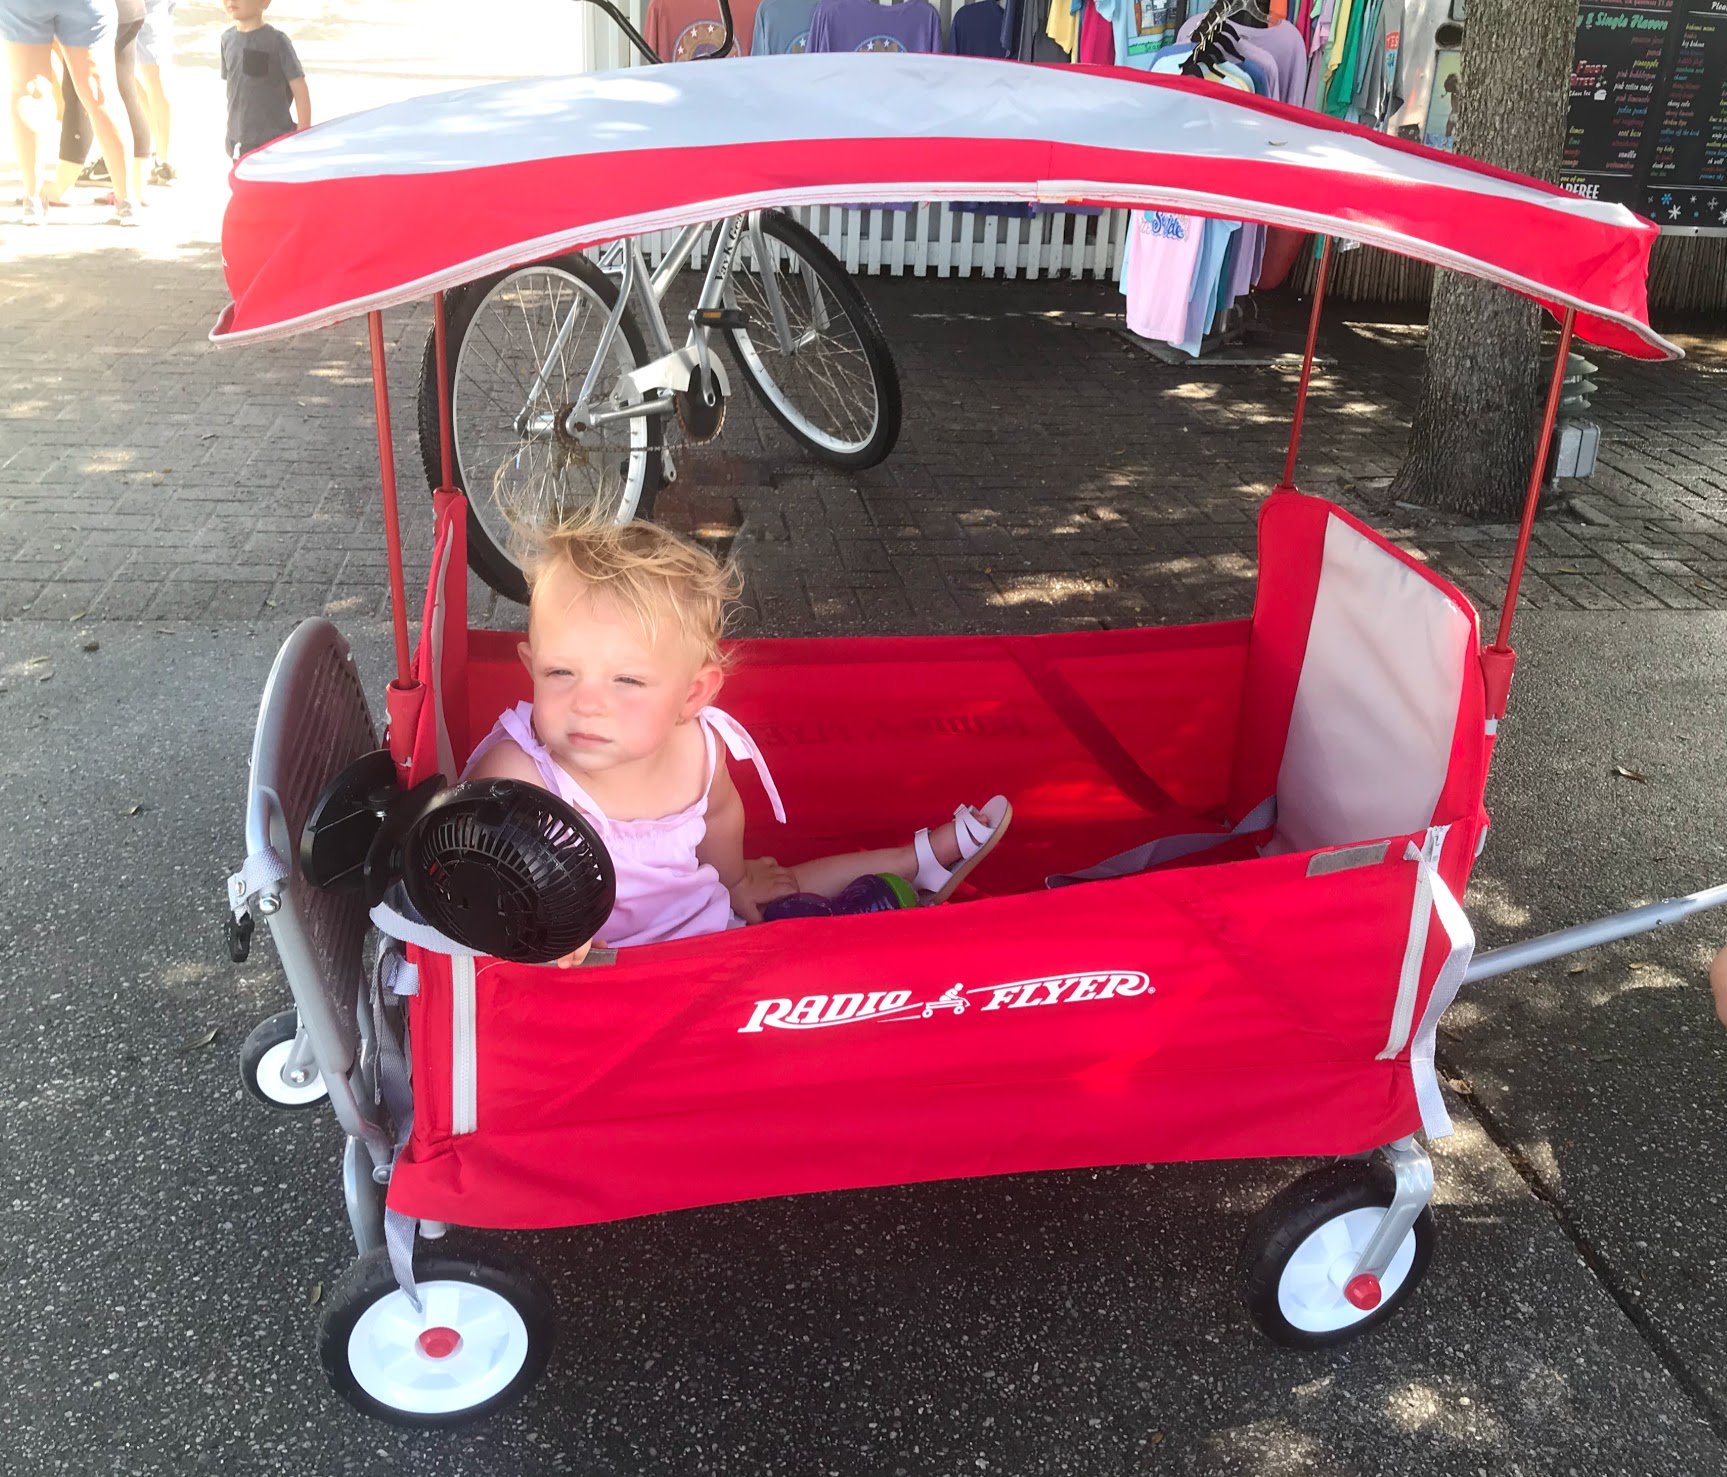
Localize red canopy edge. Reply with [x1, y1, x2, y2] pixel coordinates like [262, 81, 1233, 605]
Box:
[212, 56, 1674, 360]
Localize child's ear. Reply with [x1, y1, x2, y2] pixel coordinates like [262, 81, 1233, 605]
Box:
[682, 662, 724, 719]
[517, 641, 533, 676]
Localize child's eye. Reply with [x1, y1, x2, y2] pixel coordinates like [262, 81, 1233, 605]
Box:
[614, 675, 646, 688]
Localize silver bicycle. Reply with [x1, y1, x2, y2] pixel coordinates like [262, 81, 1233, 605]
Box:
[414, 3, 899, 602]
[415, 211, 900, 601]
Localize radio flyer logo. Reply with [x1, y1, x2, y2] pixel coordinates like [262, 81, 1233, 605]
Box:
[738, 971, 1154, 1033]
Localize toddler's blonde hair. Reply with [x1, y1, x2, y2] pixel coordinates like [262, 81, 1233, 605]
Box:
[524, 518, 742, 668]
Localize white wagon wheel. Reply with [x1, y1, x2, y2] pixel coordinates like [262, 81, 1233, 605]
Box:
[1241, 1162, 1436, 1348]
[319, 1245, 555, 1427]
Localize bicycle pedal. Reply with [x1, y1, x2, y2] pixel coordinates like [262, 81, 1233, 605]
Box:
[690, 307, 749, 331]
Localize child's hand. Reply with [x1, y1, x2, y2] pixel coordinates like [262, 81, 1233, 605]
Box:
[556, 940, 600, 969]
[1711, 943, 1727, 1029]
[730, 857, 798, 924]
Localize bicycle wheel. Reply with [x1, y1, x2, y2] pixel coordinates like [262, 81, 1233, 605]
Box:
[723, 212, 901, 470]
[417, 255, 661, 605]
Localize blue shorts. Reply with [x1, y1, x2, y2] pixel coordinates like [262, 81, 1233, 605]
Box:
[0, 0, 113, 49]
[137, 0, 173, 67]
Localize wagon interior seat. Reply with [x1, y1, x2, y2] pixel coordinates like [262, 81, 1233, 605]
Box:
[432, 493, 1486, 904]
[1223, 493, 1487, 864]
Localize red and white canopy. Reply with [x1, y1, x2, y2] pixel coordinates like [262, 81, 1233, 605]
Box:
[214, 53, 1675, 359]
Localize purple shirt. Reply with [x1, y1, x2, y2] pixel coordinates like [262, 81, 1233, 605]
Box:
[808, 0, 942, 53]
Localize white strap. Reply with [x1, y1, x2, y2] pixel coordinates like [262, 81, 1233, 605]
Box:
[226, 847, 289, 921]
[702, 706, 788, 823]
[1408, 859, 1476, 1139]
[369, 889, 482, 957]
[1378, 827, 1448, 1061]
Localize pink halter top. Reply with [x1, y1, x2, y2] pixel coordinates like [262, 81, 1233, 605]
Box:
[465, 702, 786, 950]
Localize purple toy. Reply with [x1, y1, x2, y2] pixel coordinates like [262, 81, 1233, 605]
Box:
[762, 873, 917, 923]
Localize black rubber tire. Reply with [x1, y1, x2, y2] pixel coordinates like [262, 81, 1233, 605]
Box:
[723, 211, 901, 470]
[239, 1008, 328, 1112]
[318, 1241, 556, 1428]
[1241, 1161, 1436, 1349]
[416, 255, 662, 606]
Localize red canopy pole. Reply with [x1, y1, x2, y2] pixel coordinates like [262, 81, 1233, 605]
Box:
[1481, 307, 1577, 719]
[433, 291, 455, 490]
[1274, 234, 1335, 495]
[367, 310, 414, 689]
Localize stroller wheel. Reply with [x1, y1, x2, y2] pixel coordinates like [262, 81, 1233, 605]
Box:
[319, 1244, 555, 1427]
[240, 1009, 328, 1110]
[1241, 1162, 1435, 1348]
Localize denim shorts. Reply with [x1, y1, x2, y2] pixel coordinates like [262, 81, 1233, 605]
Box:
[0, 0, 113, 49]
[136, 0, 172, 66]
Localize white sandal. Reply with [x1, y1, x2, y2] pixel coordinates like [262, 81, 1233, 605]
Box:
[912, 796, 1013, 905]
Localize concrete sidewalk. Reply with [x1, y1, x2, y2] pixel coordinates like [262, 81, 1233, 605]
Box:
[4, 4, 1727, 1472]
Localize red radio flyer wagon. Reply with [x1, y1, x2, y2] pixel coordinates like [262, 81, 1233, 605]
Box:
[217, 50, 1727, 1426]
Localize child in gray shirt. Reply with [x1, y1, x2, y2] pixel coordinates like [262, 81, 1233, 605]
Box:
[220, 0, 310, 160]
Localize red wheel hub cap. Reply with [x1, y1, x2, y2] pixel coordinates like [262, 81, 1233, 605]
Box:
[417, 1326, 463, 1359]
[1344, 1274, 1383, 1310]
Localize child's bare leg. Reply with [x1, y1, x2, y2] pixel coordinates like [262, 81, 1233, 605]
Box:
[788, 818, 965, 898]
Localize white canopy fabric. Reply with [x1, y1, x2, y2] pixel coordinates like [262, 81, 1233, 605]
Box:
[215, 54, 1674, 359]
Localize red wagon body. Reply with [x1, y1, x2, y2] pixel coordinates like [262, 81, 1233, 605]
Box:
[390, 490, 1481, 1230]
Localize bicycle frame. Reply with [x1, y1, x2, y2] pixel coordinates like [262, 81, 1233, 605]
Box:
[544, 212, 812, 440]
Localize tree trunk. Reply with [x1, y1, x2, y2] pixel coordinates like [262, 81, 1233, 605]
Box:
[1388, 0, 1579, 518]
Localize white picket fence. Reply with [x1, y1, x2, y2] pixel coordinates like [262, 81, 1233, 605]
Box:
[575, 0, 1135, 280]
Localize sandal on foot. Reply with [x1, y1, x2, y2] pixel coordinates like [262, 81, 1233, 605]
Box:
[912, 796, 1013, 905]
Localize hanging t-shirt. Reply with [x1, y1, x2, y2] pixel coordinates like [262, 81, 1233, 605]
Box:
[949, 0, 1009, 56]
[752, 0, 822, 53]
[1076, 0, 1115, 64]
[1002, 0, 1070, 60]
[1353, 0, 1403, 125]
[1045, 0, 1080, 54]
[645, 0, 762, 59]
[1123, 211, 1206, 343]
[1091, 0, 1181, 69]
[808, 0, 941, 53]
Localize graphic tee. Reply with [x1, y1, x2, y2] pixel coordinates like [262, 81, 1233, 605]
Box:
[1090, 0, 1181, 69]
[752, 0, 822, 53]
[808, 0, 942, 54]
[644, 0, 762, 60]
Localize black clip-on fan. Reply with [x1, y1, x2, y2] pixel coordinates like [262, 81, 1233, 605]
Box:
[300, 751, 616, 965]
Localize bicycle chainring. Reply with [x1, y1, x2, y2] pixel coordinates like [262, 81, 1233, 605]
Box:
[675, 373, 727, 444]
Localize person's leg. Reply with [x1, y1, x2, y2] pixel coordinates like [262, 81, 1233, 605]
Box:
[137, 1, 173, 178]
[110, 17, 148, 199]
[4, 40, 55, 208]
[59, 41, 133, 210]
[38, 50, 89, 201]
[787, 803, 1000, 898]
[56, 51, 89, 163]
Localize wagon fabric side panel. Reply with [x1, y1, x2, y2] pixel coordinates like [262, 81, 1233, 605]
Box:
[462, 622, 1255, 899]
[387, 839, 1447, 1231]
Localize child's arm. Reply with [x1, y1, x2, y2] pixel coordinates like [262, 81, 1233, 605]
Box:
[698, 760, 794, 922]
[289, 76, 312, 132]
[1712, 943, 1727, 1029]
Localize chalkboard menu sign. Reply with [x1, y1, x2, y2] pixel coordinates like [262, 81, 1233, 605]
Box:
[1559, 1, 1727, 232]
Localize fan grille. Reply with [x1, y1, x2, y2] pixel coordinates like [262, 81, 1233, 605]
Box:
[403, 782, 615, 964]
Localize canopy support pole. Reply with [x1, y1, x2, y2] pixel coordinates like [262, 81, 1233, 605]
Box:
[367, 311, 414, 692]
[1275, 234, 1333, 495]
[1481, 307, 1576, 718]
[433, 292, 455, 491]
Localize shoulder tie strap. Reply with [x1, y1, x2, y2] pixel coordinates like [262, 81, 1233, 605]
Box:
[700, 706, 788, 824]
[498, 702, 608, 820]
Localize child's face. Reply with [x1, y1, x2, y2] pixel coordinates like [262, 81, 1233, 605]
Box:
[521, 566, 720, 783]
[224, 0, 270, 26]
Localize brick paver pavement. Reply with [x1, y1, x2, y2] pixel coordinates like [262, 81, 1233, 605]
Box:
[4, 244, 1726, 636]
